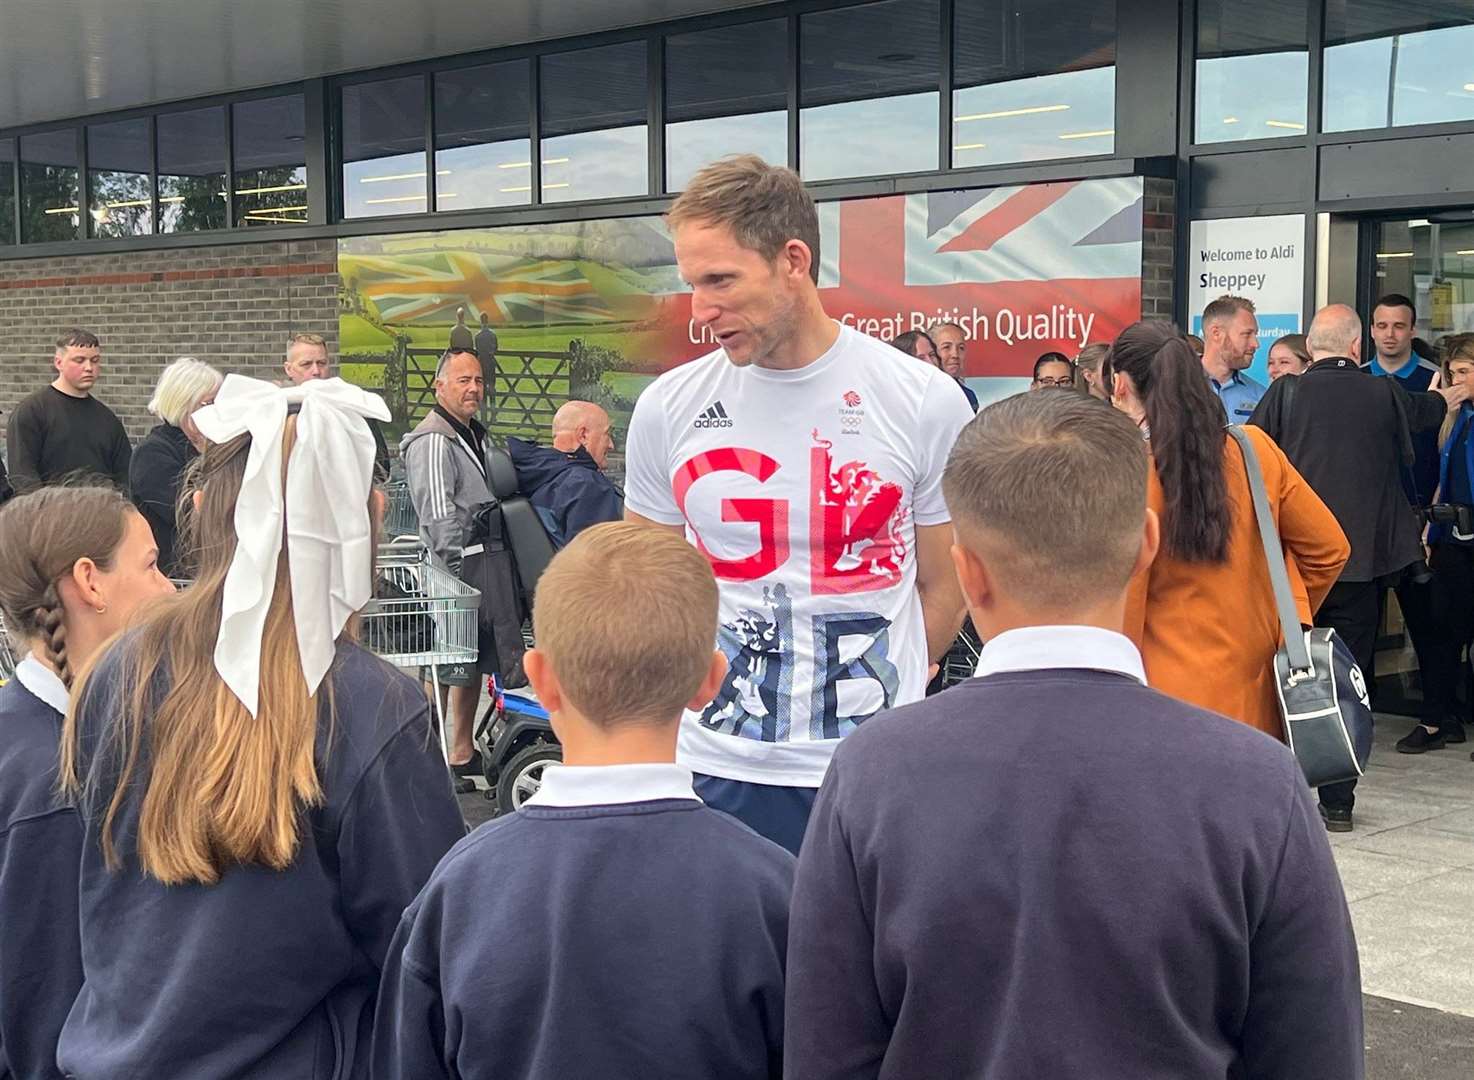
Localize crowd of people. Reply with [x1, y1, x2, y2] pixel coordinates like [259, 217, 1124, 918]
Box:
[0, 152, 1464, 1077]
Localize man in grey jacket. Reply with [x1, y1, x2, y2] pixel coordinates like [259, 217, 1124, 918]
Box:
[402, 347, 525, 789]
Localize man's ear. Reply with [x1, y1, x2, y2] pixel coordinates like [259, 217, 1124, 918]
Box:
[523, 649, 562, 715]
[782, 239, 813, 283]
[1133, 507, 1161, 579]
[688, 650, 728, 711]
[949, 540, 992, 613]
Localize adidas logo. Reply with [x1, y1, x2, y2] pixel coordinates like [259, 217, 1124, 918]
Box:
[694, 401, 734, 429]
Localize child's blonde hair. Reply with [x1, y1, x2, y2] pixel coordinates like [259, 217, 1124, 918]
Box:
[533, 522, 718, 725]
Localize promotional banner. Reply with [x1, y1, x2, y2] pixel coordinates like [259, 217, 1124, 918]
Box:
[1188, 214, 1305, 386]
[339, 176, 1144, 456]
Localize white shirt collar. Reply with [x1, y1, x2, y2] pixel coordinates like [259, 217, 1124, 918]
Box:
[972, 625, 1146, 685]
[14, 654, 70, 714]
[523, 763, 702, 809]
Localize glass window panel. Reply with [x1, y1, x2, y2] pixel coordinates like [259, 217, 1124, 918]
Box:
[540, 42, 648, 202]
[952, 0, 1116, 167]
[1195, 0, 1308, 143]
[157, 106, 228, 233]
[801, 0, 940, 181]
[20, 130, 80, 243]
[87, 117, 153, 238]
[434, 60, 532, 210]
[0, 140, 14, 246]
[1324, 4, 1474, 133]
[233, 94, 308, 226]
[343, 76, 427, 218]
[1372, 215, 1474, 340]
[665, 19, 788, 191]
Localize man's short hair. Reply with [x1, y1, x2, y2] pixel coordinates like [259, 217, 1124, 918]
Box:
[1373, 293, 1416, 322]
[1032, 352, 1073, 380]
[929, 321, 965, 338]
[533, 522, 719, 726]
[1202, 295, 1256, 329]
[667, 155, 822, 285]
[55, 329, 100, 352]
[435, 346, 480, 380]
[1306, 305, 1362, 357]
[288, 332, 327, 350]
[942, 392, 1148, 612]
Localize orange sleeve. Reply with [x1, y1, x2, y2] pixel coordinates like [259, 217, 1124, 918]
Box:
[1255, 428, 1350, 619]
[1122, 465, 1160, 649]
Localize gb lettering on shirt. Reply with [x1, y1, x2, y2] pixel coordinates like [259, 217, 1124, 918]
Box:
[670, 392, 912, 744]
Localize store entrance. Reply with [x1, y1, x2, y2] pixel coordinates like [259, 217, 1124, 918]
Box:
[1362, 209, 1474, 716]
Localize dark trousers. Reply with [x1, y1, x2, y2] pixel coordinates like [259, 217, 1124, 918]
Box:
[693, 774, 817, 857]
[1421, 543, 1474, 726]
[1314, 580, 1380, 812]
[1393, 573, 1441, 718]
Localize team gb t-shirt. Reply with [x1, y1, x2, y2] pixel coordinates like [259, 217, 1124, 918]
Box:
[624, 323, 974, 787]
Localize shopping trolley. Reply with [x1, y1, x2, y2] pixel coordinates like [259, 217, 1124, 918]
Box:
[382, 479, 419, 540]
[360, 538, 480, 759]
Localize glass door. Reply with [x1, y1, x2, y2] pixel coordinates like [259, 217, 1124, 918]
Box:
[1371, 211, 1474, 346]
[1366, 211, 1474, 714]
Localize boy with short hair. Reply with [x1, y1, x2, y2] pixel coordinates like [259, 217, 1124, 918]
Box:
[785, 392, 1363, 1080]
[373, 522, 794, 1080]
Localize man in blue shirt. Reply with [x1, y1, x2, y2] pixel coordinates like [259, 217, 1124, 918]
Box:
[1364, 293, 1445, 737]
[1366, 294, 1442, 504]
[1201, 295, 1266, 422]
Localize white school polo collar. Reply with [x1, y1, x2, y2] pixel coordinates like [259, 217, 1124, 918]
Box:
[523, 762, 702, 808]
[15, 654, 70, 715]
[973, 625, 1147, 686]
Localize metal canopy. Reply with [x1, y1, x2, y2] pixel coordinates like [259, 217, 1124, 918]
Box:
[0, 0, 777, 130]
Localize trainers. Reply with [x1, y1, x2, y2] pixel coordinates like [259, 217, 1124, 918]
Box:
[1441, 721, 1466, 745]
[1396, 725, 1448, 754]
[452, 771, 476, 795]
[1319, 804, 1354, 832]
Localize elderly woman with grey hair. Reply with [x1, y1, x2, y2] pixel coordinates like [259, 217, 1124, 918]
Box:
[128, 357, 223, 575]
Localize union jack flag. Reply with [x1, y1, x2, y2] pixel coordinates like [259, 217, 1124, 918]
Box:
[812, 178, 1144, 377]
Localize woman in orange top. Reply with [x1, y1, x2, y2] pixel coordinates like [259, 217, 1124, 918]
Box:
[1111, 321, 1350, 739]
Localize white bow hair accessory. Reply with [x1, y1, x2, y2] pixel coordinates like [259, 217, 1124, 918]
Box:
[191, 375, 392, 717]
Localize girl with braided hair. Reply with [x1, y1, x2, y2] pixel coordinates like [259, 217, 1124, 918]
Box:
[0, 485, 174, 1080]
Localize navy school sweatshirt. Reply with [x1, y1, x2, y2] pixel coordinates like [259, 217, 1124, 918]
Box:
[373, 773, 794, 1080]
[56, 640, 467, 1080]
[785, 667, 1364, 1080]
[0, 661, 84, 1080]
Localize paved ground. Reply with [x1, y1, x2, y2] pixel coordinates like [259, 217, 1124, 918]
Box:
[455, 712, 1474, 1076]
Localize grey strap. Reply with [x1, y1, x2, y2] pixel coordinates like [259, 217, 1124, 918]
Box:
[1225, 425, 1312, 673]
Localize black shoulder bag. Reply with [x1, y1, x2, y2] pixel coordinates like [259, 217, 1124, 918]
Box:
[1227, 425, 1374, 788]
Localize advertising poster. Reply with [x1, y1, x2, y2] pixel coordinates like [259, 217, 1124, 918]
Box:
[1188, 214, 1306, 386]
[339, 177, 1144, 461]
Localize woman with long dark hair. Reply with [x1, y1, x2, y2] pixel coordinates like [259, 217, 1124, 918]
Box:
[57, 376, 466, 1080]
[1110, 321, 1349, 737]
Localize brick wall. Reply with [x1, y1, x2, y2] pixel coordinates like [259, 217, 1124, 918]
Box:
[0, 239, 339, 453]
[1141, 177, 1176, 321]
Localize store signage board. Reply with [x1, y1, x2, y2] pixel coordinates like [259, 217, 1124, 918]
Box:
[1188, 214, 1306, 386]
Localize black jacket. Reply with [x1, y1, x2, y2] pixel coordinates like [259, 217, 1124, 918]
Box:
[1250, 358, 1446, 582]
[506, 438, 624, 547]
[129, 423, 197, 577]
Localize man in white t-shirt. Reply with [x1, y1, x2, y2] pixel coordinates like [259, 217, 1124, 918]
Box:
[624, 156, 972, 854]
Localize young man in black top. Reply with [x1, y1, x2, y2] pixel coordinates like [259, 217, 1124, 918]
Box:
[5, 329, 131, 494]
[786, 391, 1363, 1080]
